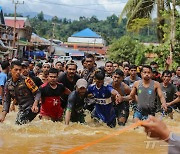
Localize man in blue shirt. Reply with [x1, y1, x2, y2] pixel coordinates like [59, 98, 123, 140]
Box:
[0, 61, 10, 105]
[88, 70, 122, 128]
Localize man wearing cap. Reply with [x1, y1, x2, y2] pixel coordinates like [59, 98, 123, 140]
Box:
[42, 62, 51, 83]
[58, 60, 80, 92]
[65, 79, 88, 125]
[58, 60, 80, 109]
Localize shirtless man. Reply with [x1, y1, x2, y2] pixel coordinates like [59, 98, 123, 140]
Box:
[112, 69, 131, 126]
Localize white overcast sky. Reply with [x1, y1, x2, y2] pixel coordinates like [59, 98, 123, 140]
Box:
[1, 0, 127, 19]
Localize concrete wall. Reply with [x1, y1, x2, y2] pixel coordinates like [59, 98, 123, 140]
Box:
[68, 37, 105, 45]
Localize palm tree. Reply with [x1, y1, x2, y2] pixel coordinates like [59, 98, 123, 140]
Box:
[119, 0, 177, 43]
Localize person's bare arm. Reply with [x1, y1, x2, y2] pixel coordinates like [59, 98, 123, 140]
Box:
[155, 82, 167, 111]
[167, 97, 180, 106]
[65, 109, 71, 125]
[111, 89, 122, 104]
[121, 83, 132, 101]
[63, 88, 71, 95]
[129, 81, 138, 101]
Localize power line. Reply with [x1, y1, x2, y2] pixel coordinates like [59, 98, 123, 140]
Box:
[27, 0, 123, 13]
[37, 0, 128, 6]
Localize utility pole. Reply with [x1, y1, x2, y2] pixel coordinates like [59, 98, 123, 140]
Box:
[48, 22, 60, 57]
[169, 0, 176, 69]
[12, 0, 24, 49]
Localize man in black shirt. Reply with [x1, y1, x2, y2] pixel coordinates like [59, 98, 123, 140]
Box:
[65, 79, 87, 124]
[58, 61, 80, 108]
[58, 60, 80, 92]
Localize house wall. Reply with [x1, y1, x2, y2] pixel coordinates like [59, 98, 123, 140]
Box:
[68, 37, 105, 45]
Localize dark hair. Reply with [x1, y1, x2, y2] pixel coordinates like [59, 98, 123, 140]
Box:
[150, 61, 158, 66]
[11, 60, 22, 69]
[123, 64, 129, 68]
[176, 66, 180, 70]
[94, 69, 105, 80]
[37, 69, 43, 74]
[113, 62, 119, 66]
[1, 61, 10, 70]
[36, 63, 42, 69]
[162, 70, 172, 77]
[55, 61, 62, 65]
[98, 66, 105, 73]
[129, 65, 137, 70]
[48, 68, 59, 75]
[141, 65, 152, 72]
[81, 58, 86, 65]
[113, 69, 124, 77]
[171, 70, 176, 75]
[86, 54, 94, 60]
[105, 61, 113, 66]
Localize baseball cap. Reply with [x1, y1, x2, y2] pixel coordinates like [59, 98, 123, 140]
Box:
[21, 62, 29, 67]
[76, 79, 88, 88]
[42, 62, 51, 67]
[66, 60, 77, 67]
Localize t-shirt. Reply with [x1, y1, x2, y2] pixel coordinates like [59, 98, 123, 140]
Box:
[88, 83, 116, 125]
[160, 83, 177, 102]
[67, 91, 85, 120]
[124, 75, 141, 89]
[88, 84, 113, 99]
[171, 75, 180, 91]
[0, 72, 7, 86]
[0, 72, 8, 100]
[58, 72, 80, 91]
[39, 83, 65, 119]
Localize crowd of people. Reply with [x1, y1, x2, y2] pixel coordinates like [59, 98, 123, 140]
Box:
[0, 54, 179, 128]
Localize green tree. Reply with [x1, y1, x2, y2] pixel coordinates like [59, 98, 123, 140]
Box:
[37, 11, 44, 21]
[119, 0, 180, 43]
[108, 35, 146, 64]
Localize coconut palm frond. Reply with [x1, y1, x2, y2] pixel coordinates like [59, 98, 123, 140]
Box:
[118, 0, 139, 24]
[127, 0, 156, 26]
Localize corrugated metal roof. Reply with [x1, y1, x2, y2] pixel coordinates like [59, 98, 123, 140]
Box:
[4, 17, 30, 28]
[5, 19, 25, 28]
[72, 28, 101, 38]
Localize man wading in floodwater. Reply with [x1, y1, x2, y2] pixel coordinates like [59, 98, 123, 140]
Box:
[130, 65, 167, 122]
[0, 61, 40, 125]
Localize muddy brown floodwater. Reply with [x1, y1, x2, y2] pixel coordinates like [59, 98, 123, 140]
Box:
[0, 106, 179, 154]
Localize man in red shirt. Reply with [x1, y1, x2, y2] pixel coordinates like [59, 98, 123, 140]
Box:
[37, 68, 70, 121]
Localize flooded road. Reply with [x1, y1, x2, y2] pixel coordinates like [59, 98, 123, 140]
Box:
[0, 106, 179, 154]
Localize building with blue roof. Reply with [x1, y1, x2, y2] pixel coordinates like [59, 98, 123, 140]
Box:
[71, 28, 101, 38]
[66, 28, 106, 55]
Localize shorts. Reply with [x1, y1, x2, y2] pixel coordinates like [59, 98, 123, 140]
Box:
[16, 108, 39, 125]
[114, 102, 129, 123]
[133, 110, 155, 120]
